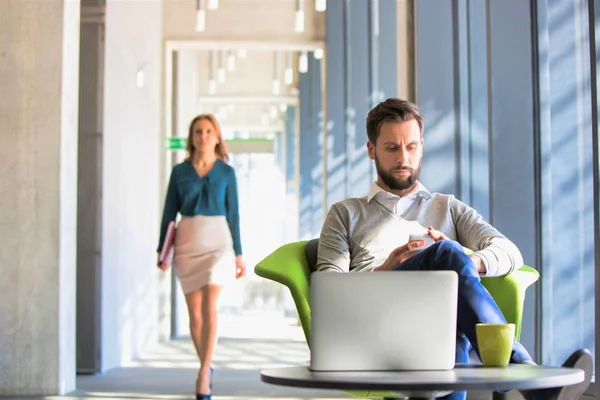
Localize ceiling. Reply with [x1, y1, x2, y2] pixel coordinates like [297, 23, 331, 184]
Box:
[163, 0, 325, 42]
[164, 0, 326, 135]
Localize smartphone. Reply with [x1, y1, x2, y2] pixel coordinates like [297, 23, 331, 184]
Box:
[408, 233, 435, 251]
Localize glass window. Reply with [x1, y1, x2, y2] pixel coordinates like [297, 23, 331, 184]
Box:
[537, 0, 596, 368]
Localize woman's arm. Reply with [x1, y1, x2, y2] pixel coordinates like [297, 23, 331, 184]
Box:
[224, 169, 242, 256]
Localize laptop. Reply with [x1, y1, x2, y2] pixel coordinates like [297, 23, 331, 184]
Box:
[309, 271, 458, 371]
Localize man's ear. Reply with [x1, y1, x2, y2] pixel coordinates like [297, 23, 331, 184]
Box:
[367, 141, 375, 160]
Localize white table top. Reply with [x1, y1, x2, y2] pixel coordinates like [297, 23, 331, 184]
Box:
[260, 364, 584, 393]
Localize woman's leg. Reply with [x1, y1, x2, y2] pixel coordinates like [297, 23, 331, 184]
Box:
[184, 289, 205, 393]
[196, 283, 223, 395]
[185, 289, 204, 361]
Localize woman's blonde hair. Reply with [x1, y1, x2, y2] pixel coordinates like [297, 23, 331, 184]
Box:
[185, 114, 229, 162]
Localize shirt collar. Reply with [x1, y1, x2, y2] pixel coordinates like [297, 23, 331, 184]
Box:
[366, 181, 430, 203]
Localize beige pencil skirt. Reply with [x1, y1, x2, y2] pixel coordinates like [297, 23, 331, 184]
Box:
[173, 215, 235, 294]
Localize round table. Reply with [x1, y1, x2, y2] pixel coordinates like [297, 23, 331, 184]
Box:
[260, 364, 585, 399]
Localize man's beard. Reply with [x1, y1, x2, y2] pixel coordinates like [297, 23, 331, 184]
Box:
[375, 155, 421, 191]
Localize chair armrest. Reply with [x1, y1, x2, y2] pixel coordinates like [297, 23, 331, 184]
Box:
[481, 265, 539, 340]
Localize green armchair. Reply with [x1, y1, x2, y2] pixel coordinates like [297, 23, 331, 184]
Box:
[254, 239, 540, 399]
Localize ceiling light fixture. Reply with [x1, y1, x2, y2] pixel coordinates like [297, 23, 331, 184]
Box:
[227, 50, 236, 72]
[207, 0, 219, 10]
[298, 50, 308, 73]
[136, 68, 145, 88]
[272, 80, 281, 95]
[217, 50, 226, 83]
[284, 52, 293, 85]
[272, 50, 281, 95]
[195, 0, 206, 32]
[315, 0, 326, 12]
[295, 0, 305, 33]
[208, 51, 216, 94]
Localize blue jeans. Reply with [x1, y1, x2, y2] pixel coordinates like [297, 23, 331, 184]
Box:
[394, 240, 533, 400]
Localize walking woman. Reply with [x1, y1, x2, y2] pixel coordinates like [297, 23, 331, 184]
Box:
[157, 114, 246, 400]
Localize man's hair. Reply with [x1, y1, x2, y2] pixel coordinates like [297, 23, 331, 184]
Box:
[366, 98, 424, 144]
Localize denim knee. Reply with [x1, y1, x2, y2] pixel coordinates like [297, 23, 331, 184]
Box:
[430, 239, 463, 254]
[429, 240, 477, 275]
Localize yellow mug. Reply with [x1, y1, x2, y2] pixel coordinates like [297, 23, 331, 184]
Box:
[476, 323, 515, 367]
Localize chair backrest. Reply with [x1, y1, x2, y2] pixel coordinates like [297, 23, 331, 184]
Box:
[304, 238, 319, 272]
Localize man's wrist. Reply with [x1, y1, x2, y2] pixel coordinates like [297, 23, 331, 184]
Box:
[470, 254, 487, 274]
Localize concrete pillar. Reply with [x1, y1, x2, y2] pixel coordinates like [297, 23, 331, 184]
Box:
[299, 67, 314, 239]
[534, 0, 595, 364]
[298, 56, 324, 239]
[485, 0, 537, 357]
[396, 0, 414, 101]
[346, 0, 373, 198]
[284, 106, 299, 242]
[415, 0, 538, 358]
[176, 50, 199, 156]
[172, 49, 199, 339]
[309, 56, 325, 234]
[0, 0, 80, 395]
[415, 0, 461, 196]
[324, 0, 406, 204]
[377, 0, 398, 101]
[325, 0, 349, 209]
[465, 0, 490, 219]
[284, 106, 297, 183]
[274, 131, 285, 173]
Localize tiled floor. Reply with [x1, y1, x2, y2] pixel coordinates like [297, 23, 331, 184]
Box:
[3, 314, 510, 400]
[72, 337, 347, 400]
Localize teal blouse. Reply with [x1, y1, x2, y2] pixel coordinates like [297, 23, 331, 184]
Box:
[157, 160, 242, 256]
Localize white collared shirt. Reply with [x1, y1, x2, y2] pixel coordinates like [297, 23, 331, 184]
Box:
[366, 181, 423, 216]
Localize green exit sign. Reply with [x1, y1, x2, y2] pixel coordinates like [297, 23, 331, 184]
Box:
[165, 137, 187, 150]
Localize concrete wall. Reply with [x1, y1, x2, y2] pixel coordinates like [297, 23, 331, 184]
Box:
[101, 0, 163, 371]
[0, 0, 80, 395]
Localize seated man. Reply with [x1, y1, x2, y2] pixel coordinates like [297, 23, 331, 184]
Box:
[315, 98, 592, 400]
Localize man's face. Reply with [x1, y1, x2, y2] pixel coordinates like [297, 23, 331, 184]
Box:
[367, 119, 424, 192]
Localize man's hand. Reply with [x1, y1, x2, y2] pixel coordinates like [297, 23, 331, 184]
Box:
[428, 226, 487, 274]
[374, 241, 425, 271]
[427, 226, 450, 242]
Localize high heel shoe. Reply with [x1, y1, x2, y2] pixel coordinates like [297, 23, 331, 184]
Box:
[195, 367, 214, 400]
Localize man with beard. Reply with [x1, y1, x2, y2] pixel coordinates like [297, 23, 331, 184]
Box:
[315, 98, 592, 400]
